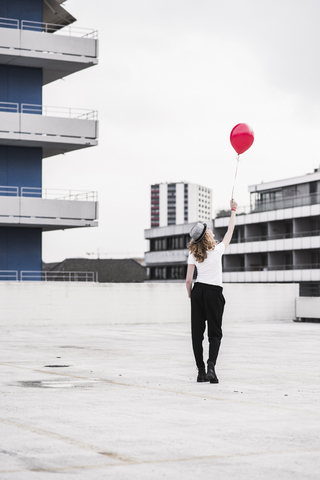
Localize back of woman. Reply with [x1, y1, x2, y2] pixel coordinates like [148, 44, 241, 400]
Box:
[185, 199, 237, 384]
[188, 243, 225, 287]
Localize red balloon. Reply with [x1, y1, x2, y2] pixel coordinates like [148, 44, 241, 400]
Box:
[230, 123, 254, 155]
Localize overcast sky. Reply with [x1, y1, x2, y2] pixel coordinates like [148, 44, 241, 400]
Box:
[42, 0, 320, 262]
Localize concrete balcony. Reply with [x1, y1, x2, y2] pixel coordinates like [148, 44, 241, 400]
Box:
[0, 19, 98, 84]
[144, 249, 189, 266]
[0, 186, 98, 231]
[223, 267, 320, 283]
[0, 103, 98, 157]
[226, 235, 320, 255]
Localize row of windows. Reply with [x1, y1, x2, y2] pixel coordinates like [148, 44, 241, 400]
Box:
[224, 218, 320, 244]
[150, 234, 190, 251]
[223, 250, 320, 271]
[149, 265, 188, 280]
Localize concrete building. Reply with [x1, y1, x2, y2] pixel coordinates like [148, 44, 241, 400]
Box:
[214, 168, 320, 296]
[151, 182, 212, 227]
[0, 0, 99, 281]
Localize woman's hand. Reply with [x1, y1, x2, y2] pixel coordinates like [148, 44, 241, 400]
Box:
[230, 198, 238, 211]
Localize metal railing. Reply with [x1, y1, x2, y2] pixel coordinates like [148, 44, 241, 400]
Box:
[0, 186, 97, 201]
[21, 271, 98, 282]
[0, 102, 97, 120]
[215, 205, 250, 218]
[21, 20, 98, 39]
[21, 104, 98, 120]
[0, 102, 19, 113]
[0, 186, 19, 196]
[0, 271, 18, 281]
[216, 193, 320, 218]
[0, 17, 97, 38]
[0, 17, 19, 29]
[21, 187, 98, 202]
[252, 193, 320, 213]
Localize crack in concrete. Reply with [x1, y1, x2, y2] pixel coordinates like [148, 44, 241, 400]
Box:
[0, 417, 134, 464]
[1, 446, 320, 474]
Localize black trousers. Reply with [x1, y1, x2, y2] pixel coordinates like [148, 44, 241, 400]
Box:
[191, 282, 226, 369]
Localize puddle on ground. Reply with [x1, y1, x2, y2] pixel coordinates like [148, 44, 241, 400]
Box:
[44, 365, 71, 368]
[17, 380, 98, 389]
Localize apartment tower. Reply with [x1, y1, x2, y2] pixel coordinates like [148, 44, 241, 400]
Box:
[151, 182, 212, 227]
[0, 0, 98, 280]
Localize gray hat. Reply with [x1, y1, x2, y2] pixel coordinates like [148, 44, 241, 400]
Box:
[189, 222, 207, 244]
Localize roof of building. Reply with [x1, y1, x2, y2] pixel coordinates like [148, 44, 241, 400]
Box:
[43, 0, 76, 28]
[248, 168, 320, 193]
[42, 258, 146, 283]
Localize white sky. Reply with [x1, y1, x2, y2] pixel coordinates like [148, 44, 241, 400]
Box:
[42, 0, 320, 262]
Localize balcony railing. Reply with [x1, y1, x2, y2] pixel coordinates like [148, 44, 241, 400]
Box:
[21, 271, 98, 282]
[0, 186, 97, 201]
[216, 193, 320, 218]
[0, 102, 19, 113]
[0, 17, 97, 38]
[0, 17, 19, 29]
[21, 104, 98, 120]
[0, 271, 19, 281]
[253, 193, 320, 213]
[0, 271, 98, 282]
[0, 102, 97, 120]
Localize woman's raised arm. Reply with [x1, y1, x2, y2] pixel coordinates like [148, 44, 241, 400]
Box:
[222, 199, 238, 250]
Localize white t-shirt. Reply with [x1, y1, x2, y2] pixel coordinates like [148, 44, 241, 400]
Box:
[187, 242, 225, 287]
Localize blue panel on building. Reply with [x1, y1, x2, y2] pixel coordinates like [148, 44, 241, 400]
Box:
[0, 146, 42, 192]
[0, 65, 42, 109]
[0, 228, 42, 277]
[0, 0, 42, 24]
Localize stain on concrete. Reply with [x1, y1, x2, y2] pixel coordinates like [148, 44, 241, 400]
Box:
[44, 365, 71, 368]
[16, 380, 97, 389]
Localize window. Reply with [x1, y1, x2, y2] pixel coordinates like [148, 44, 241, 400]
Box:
[151, 267, 167, 280]
[285, 220, 293, 236]
[310, 182, 317, 194]
[285, 252, 293, 268]
[283, 186, 296, 198]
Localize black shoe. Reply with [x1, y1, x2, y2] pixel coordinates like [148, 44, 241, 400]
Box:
[206, 362, 219, 384]
[197, 368, 209, 382]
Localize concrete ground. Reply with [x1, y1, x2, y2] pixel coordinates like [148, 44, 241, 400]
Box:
[1, 319, 320, 480]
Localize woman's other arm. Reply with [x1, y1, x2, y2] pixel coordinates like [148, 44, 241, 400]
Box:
[186, 264, 195, 298]
[222, 199, 238, 250]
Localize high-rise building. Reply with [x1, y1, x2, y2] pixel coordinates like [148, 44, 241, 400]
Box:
[150, 182, 212, 227]
[214, 168, 320, 296]
[0, 0, 99, 281]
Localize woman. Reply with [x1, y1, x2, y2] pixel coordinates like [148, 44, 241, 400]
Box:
[186, 198, 238, 383]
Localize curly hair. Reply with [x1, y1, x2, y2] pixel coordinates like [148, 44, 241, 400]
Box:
[188, 230, 217, 263]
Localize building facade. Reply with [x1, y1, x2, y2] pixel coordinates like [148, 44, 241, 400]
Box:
[0, 0, 99, 281]
[214, 169, 320, 296]
[151, 182, 212, 227]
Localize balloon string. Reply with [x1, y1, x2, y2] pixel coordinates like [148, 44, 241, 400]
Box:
[231, 154, 240, 200]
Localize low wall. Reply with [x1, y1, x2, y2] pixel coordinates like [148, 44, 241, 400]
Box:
[296, 297, 320, 319]
[0, 282, 299, 325]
